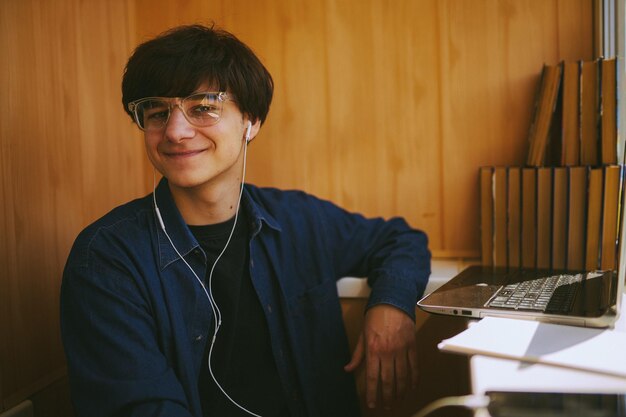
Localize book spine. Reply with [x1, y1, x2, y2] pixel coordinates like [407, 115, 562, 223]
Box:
[480, 167, 494, 266]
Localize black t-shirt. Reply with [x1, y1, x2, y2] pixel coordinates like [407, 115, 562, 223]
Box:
[189, 212, 289, 417]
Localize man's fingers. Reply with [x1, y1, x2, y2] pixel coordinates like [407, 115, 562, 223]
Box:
[379, 354, 395, 408]
[365, 351, 380, 408]
[344, 334, 364, 372]
[409, 343, 419, 389]
[360, 305, 420, 409]
[394, 354, 408, 400]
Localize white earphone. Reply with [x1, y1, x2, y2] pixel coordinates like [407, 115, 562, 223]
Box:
[245, 120, 252, 143]
[152, 125, 261, 416]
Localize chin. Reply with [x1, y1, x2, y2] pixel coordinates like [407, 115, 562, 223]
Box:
[164, 172, 211, 190]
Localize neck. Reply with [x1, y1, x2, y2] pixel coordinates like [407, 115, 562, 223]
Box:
[169, 178, 243, 225]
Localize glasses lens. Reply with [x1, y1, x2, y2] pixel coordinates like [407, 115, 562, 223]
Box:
[182, 93, 223, 126]
[134, 99, 170, 131]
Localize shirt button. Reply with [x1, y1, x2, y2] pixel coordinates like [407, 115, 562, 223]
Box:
[267, 304, 272, 313]
[195, 335, 203, 342]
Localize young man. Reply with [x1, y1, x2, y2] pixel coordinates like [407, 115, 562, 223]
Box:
[60, 24, 430, 417]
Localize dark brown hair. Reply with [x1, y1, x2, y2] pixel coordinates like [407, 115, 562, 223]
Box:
[122, 24, 274, 124]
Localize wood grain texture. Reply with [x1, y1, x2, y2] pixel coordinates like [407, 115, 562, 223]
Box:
[0, 0, 146, 409]
[439, 0, 588, 252]
[132, 0, 593, 256]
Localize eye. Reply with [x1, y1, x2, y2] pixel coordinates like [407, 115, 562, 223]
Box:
[140, 101, 170, 124]
[145, 109, 169, 121]
[188, 104, 219, 119]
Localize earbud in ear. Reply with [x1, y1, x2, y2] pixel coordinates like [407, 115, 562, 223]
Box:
[245, 121, 252, 143]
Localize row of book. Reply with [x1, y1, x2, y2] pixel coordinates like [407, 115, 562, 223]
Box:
[480, 165, 623, 271]
[526, 57, 618, 167]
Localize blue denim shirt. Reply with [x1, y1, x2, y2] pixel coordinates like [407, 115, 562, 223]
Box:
[61, 179, 430, 417]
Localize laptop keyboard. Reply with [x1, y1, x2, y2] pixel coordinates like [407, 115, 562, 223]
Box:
[486, 273, 584, 313]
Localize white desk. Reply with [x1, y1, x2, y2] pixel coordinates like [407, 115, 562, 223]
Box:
[471, 298, 626, 395]
[470, 297, 626, 394]
[470, 297, 626, 416]
[472, 355, 626, 395]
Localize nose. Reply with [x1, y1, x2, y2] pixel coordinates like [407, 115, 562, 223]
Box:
[163, 106, 195, 143]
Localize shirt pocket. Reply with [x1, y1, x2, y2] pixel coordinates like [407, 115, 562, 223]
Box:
[288, 278, 338, 316]
[286, 278, 348, 351]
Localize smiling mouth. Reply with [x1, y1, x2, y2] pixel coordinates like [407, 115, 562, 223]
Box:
[164, 149, 206, 158]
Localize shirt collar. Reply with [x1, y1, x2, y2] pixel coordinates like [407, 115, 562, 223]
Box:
[154, 178, 198, 269]
[242, 186, 282, 235]
[154, 178, 281, 270]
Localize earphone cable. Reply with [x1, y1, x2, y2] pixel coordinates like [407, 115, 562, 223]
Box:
[152, 134, 261, 416]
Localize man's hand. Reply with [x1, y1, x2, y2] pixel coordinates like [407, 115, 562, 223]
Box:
[344, 304, 418, 409]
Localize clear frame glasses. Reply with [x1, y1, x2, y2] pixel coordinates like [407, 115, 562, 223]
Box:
[127, 92, 230, 131]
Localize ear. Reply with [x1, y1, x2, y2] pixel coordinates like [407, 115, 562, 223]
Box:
[245, 119, 262, 144]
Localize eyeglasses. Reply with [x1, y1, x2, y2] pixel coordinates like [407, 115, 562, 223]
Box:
[127, 92, 231, 131]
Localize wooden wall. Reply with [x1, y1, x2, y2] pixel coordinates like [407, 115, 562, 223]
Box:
[134, 0, 595, 257]
[0, 0, 594, 413]
[0, 0, 146, 410]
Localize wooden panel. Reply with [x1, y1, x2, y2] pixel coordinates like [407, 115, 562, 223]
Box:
[0, 105, 14, 409]
[439, 0, 593, 253]
[322, 0, 443, 247]
[0, 0, 146, 408]
[557, 0, 595, 60]
[132, 0, 593, 256]
[132, 0, 443, 249]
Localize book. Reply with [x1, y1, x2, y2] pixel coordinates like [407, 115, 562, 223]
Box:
[580, 59, 600, 165]
[566, 167, 587, 271]
[438, 316, 626, 378]
[480, 167, 494, 266]
[521, 168, 537, 268]
[560, 61, 581, 165]
[600, 58, 618, 165]
[551, 167, 567, 269]
[507, 167, 522, 268]
[600, 165, 621, 270]
[585, 168, 603, 270]
[527, 64, 563, 166]
[493, 167, 508, 267]
[536, 167, 552, 269]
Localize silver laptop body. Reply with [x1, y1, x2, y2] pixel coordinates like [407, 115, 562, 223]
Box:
[417, 265, 621, 328]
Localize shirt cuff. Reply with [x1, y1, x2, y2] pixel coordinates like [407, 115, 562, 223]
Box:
[365, 269, 428, 321]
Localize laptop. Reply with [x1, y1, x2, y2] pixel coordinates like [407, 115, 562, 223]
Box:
[418, 203, 626, 330]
